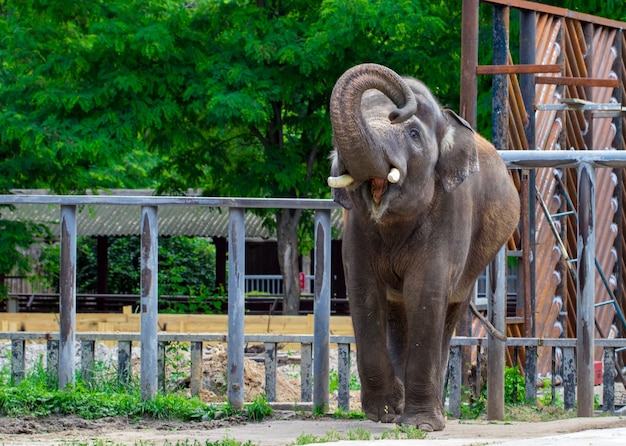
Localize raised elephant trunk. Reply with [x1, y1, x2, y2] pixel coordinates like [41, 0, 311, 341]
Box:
[329, 63, 417, 185]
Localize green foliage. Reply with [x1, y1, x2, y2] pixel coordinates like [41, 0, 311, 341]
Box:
[328, 368, 360, 394]
[39, 235, 221, 313]
[0, 216, 52, 297]
[504, 365, 526, 405]
[459, 385, 487, 420]
[245, 394, 273, 422]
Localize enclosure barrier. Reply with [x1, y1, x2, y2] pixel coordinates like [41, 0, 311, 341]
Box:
[2, 150, 626, 417]
[2, 332, 626, 416]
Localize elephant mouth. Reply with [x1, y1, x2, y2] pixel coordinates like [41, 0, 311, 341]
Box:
[370, 178, 388, 205]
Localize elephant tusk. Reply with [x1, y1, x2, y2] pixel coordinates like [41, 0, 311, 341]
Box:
[387, 168, 401, 183]
[327, 174, 354, 188]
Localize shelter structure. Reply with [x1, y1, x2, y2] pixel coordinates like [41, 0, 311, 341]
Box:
[462, 0, 626, 378]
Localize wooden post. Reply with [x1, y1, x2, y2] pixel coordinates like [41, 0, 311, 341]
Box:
[264, 342, 277, 402]
[577, 163, 596, 417]
[140, 205, 159, 401]
[337, 343, 351, 412]
[228, 207, 246, 410]
[487, 246, 507, 420]
[313, 209, 331, 411]
[59, 204, 77, 389]
[301, 342, 313, 402]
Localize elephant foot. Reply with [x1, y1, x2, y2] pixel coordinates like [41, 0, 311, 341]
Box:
[361, 377, 404, 423]
[398, 409, 446, 432]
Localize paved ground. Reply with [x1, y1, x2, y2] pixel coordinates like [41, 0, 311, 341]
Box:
[2, 413, 625, 445]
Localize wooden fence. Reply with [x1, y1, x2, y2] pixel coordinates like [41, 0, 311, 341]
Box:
[2, 332, 626, 417]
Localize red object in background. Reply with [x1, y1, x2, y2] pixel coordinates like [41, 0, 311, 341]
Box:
[594, 361, 603, 386]
[299, 272, 305, 290]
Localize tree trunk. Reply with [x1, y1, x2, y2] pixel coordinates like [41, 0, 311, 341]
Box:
[276, 208, 302, 315]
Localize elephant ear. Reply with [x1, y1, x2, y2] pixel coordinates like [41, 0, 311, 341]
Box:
[436, 109, 480, 193]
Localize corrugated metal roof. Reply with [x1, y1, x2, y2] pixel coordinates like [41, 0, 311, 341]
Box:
[1, 190, 344, 239]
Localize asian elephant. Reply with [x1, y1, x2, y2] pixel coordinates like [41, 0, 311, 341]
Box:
[328, 63, 519, 431]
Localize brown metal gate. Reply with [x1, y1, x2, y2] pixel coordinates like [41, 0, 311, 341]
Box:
[462, 0, 626, 377]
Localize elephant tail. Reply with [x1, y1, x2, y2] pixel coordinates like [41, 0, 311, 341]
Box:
[469, 301, 507, 342]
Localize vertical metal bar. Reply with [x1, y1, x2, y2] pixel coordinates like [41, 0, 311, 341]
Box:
[447, 346, 462, 419]
[577, 163, 595, 417]
[337, 343, 350, 412]
[519, 9, 536, 340]
[190, 341, 203, 396]
[11, 339, 24, 385]
[46, 340, 58, 387]
[602, 348, 616, 412]
[301, 342, 313, 402]
[563, 346, 576, 410]
[59, 204, 77, 389]
[460, 0, 479, 127]
[487, 246, 506, 421]
[228, 207, 245, 410]
[264, 342, 277, 402]
[520, 9, 536, 150]
[140, 205, 159, 401]
[313, 209, 331, 411]
[491, 4, 509, 151]
[80, 340, 95, 384]
[118, 340, 132, 387]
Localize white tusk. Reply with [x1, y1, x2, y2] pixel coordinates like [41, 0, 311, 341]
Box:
[387, 168, 401, 183]
[327, 174, 354, 188]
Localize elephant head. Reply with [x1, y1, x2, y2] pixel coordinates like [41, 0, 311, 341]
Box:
[328, 63, 479, 220]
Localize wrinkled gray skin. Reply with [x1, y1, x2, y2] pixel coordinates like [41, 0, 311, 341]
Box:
[329, 64, 520, 431]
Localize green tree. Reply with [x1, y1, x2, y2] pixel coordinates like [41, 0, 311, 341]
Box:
[1, 0, 465, 312]
[153, 0, 465, 313]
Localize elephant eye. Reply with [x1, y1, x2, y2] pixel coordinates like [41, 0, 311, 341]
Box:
[408, 128, 420, 140]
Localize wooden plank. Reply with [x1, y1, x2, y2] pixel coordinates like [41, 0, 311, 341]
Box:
[484, 0, 626, 30]
[0, 313, 356, 336]
[535, 76, 619, 87]
[477, 64, 561, 75]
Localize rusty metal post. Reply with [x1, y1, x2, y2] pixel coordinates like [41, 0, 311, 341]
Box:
[460, 0, 479, 127]
[519, 8, 537, 341]
[228, 207, 245, 410]
[577, 162, 596, 417]
[313, 209, 331, 411]
[140, 205, 158, 401]
[488, 246, 507, 421]
[486, 3, 509, 422]
[59, 204, 77, 389]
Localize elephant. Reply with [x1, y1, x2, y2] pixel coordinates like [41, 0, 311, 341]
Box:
[328, 63, 520, 431]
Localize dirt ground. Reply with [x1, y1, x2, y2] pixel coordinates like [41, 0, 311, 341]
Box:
[0, 412, 625, 445]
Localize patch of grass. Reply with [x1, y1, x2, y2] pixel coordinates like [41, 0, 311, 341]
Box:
[377, 424, 428, 440]
[245, 394, 273, 422]
[504, 403, 576, 422]
[331, 406, 366, 419]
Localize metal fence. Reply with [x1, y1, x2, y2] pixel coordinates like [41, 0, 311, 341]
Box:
[2, 151, 626, 417]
